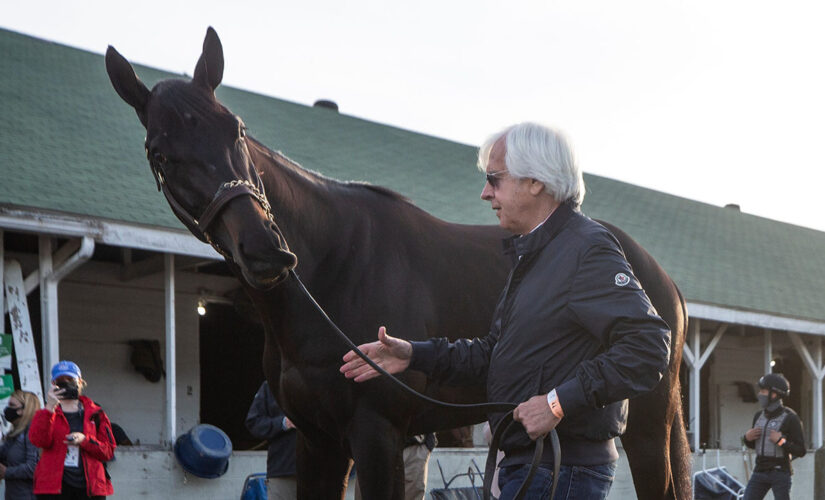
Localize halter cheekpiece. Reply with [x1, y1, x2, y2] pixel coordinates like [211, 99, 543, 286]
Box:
[148, 155, 280, 261]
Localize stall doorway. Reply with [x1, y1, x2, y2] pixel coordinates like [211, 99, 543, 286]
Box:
[199, 303, 266, 450]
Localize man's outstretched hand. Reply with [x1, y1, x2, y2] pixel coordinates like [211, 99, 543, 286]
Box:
[340, 326, 413, 382]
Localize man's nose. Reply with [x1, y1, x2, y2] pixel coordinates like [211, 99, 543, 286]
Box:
[481, 182, 493, 200]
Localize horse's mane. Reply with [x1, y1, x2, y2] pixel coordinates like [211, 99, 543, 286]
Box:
[246, 137, 414, 205]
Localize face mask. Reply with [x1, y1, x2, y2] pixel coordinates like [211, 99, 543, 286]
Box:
[3, 406, 20, 422]
[758, 393, 781, 411]
[56, 380, 80, 400]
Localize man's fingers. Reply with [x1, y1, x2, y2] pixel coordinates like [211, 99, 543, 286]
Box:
[353, 370, 381, 383]
[340, 358, 363, 375]
[349, 362, 378, 379]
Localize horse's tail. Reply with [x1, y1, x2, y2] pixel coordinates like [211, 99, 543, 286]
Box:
[669, 284, 693, 499]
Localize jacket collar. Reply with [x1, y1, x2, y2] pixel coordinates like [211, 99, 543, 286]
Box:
[502, 202, 578, 263]
[54, 395, 101, 416]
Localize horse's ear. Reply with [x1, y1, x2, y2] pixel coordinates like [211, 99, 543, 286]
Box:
[105, 46, 150, 127]
[193, 26, 224, 92]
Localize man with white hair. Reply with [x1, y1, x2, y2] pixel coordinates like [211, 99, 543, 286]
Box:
[341, 122, 671, 499]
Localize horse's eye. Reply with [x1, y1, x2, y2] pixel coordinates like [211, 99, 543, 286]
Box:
[184, 113, 198, 127]
[240, 126, 247, 138]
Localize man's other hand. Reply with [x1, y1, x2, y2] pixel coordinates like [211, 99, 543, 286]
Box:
[514, 394, 562, 441]
[340, 326, 412, 382]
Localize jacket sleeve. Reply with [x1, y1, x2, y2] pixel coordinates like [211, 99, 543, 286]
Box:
[743, 411, 760, 449]
[780, 412, 806, 458]
[408, 317, 500, 387]
[80, 410, 116, 462]
[245, 383, 290, 441]
[3, 433, 38, 480]
[555, 242, 672, 417]
[28, 409, 56, 449]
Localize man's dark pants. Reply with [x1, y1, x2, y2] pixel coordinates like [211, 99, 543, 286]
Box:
[743, 469, 791, 500]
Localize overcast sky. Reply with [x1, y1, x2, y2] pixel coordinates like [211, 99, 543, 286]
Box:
[3, 1, 824, 231]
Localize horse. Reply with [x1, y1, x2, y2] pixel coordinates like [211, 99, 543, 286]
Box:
[105, 27, 691, 499]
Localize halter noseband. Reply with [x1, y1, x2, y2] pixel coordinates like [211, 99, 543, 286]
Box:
[149, 156, 284, 261]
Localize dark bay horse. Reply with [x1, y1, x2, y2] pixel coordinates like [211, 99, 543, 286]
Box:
[105, 28, 691, 499]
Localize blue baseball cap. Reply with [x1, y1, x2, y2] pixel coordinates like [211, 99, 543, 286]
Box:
[51, 360, 82, 381]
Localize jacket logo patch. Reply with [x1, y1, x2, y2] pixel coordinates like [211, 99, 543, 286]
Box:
[614, 273, 630, 286]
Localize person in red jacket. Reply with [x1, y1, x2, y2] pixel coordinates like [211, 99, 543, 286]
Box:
[29, 361, 115, 499]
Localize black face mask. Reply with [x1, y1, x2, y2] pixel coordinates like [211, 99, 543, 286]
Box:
[56, 380, 80, 400]
[3, 406, 21, 423]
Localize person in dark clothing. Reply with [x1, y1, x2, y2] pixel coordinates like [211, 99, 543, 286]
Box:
[245, 381, 297, 500]
[341, 122, 671, 499]
[0, 390, 41, 500]
[742, 373, 806, 500]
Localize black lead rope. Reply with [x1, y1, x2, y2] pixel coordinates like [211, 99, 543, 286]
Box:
[483, 412, 560, 500]
[289, 268, 560, 499]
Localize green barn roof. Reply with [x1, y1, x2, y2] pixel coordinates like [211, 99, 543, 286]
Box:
[2, 28, 824, 324]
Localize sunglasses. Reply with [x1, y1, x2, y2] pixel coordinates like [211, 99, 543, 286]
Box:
[485, 170, 509, 189]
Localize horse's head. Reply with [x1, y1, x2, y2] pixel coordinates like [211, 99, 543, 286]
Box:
[105, 28, 297, 289]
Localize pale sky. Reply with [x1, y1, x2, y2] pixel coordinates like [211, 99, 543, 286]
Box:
[3, 1, 825, 231]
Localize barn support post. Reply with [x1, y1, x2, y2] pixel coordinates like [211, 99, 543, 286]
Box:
[683, 319, 728, 451]
[38, 236, 94, 391]
[787, 331, 824, 448]
[764, 329, 773, 374]
[164, 253, 177, 445]
[39, 236, 56, 391]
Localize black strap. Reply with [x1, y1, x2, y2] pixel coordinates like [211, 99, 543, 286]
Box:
[198, 183, 259, 230]
[482, 412, 559, 500]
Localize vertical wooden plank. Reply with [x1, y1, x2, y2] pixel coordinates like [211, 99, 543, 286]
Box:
[4, 260, 45, 404]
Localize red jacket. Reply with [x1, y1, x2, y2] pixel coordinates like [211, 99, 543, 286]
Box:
[29, 396, 116, 496]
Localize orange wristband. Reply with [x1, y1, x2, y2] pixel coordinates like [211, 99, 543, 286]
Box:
[777, 437, 786, 447]
[547, 389, 564, 419]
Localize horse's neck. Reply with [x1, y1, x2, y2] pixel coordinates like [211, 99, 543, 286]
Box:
[250, 141, 339, 276]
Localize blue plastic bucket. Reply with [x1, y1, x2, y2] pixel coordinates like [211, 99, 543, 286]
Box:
[173, 424, 233, 478]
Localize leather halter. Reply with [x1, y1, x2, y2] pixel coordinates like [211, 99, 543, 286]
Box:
[148, 155, 283, 260]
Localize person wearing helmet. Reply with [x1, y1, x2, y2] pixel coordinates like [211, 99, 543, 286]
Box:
[742, 373, 805, 500]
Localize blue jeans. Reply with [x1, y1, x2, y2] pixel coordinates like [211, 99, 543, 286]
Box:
[498, 462, 616, 500]
[743, 469, 791, 500]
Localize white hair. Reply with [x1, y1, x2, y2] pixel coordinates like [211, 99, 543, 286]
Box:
[477, 122, 585, 207]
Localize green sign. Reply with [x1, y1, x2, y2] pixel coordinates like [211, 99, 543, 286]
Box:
[0, 374, 14, 400]
[0, 333, 11, 371]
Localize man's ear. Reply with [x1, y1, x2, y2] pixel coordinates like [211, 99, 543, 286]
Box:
[528, 178, 546, 196]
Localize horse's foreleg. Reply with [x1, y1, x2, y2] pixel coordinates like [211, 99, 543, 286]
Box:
[349, 411, 406, 500]
[296, 431, 352, 500]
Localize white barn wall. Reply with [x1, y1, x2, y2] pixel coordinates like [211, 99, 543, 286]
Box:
[55, 259, 238, 445]
[708, 334, 766, 449]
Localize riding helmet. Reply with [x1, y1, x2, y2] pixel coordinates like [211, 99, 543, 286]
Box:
[758, 373, 789, 397]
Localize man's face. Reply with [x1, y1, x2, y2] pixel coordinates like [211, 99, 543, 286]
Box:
[480, 138, 535, 235]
